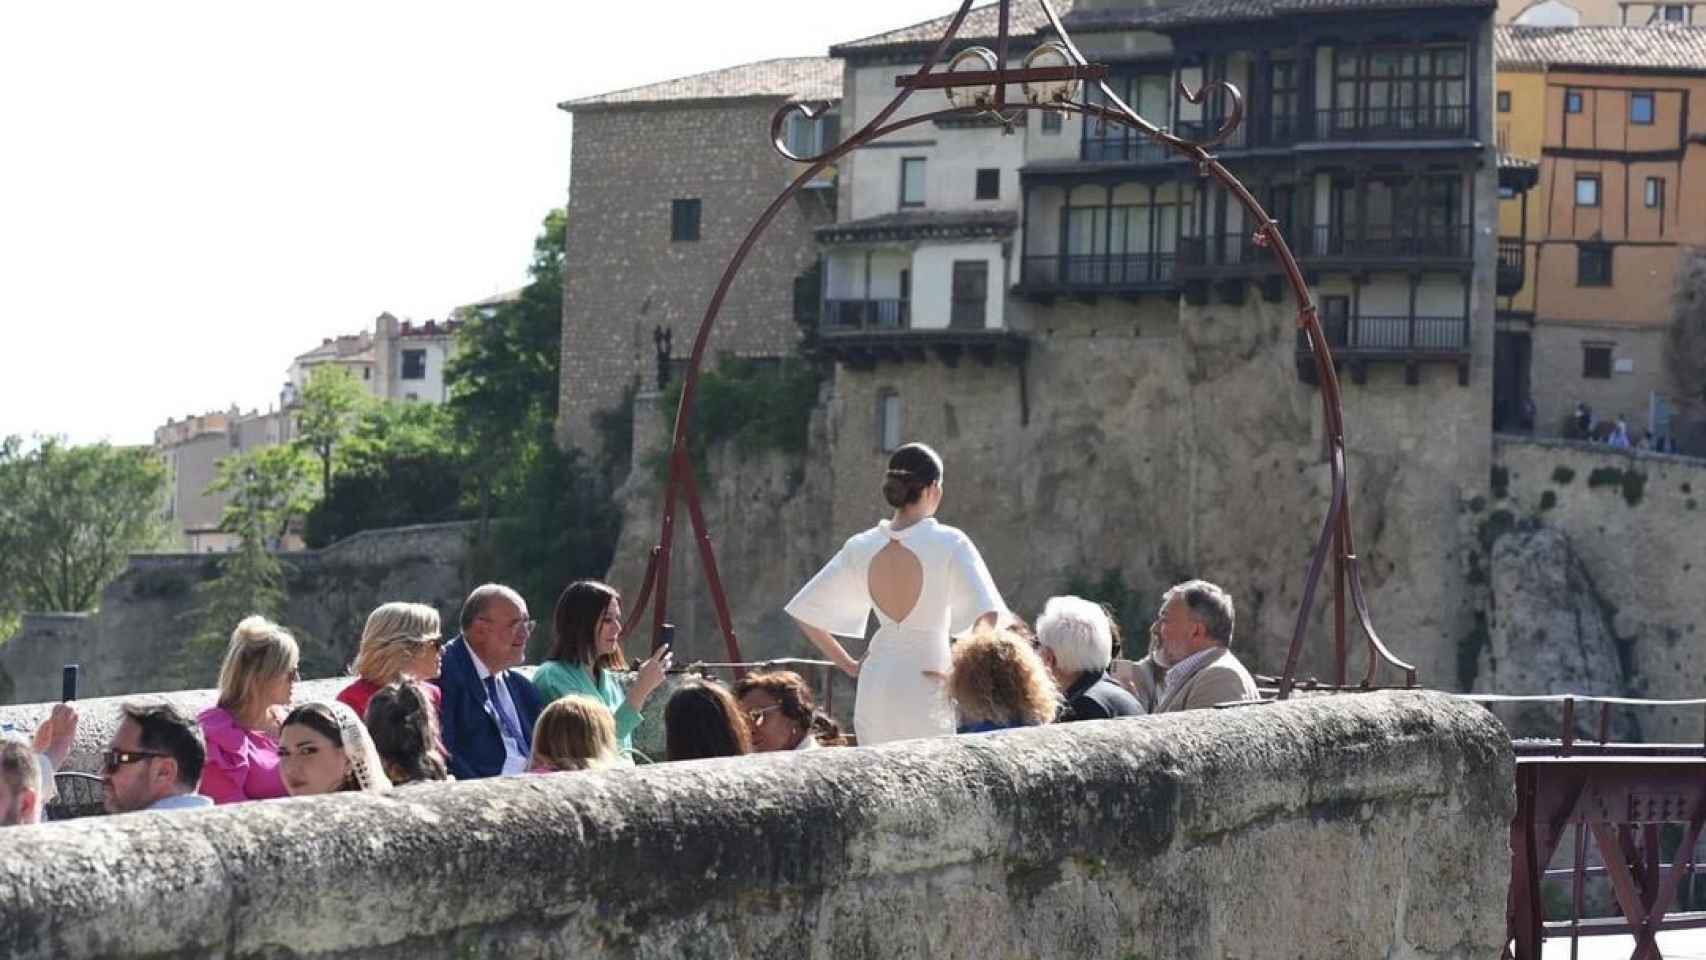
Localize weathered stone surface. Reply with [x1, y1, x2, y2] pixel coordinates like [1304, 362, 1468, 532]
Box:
[1476, 526, 1635, 739]
[1485, 438, 1706, 740]
[0, 691, 1513, 959]
[0, 522, 478, 706]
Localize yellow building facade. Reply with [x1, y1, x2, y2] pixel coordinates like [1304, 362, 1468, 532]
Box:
[1495, 25, 1706, 447]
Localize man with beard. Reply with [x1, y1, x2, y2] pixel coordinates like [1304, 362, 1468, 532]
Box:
[102, 701, 212, 814]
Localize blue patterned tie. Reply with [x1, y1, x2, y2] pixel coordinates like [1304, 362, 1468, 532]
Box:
[483, 675, 528, 751]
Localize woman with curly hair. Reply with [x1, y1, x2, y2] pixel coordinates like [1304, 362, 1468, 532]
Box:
[947, 627, 1059, 734]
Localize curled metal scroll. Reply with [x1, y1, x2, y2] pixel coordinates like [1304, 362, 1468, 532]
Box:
[626, 0, 1418, 698]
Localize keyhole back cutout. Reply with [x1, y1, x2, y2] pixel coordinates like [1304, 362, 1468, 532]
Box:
[868, 539, 924, 625]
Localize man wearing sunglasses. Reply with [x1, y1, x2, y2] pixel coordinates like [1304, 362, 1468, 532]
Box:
[102, 701, 212, 814]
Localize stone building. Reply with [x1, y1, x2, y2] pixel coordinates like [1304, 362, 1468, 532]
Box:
[1494, 25, 1706, 448]
[283, 312, 463, 407]
[154, 407, 294, 552]
[554, 57, 843, 452]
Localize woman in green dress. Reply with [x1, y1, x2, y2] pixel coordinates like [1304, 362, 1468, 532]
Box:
[531, 580, 671, 757]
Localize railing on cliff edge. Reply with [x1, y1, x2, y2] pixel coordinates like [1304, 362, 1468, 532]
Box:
[615, 0, 1419, 698]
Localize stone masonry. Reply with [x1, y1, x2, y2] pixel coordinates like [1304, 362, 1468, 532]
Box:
[0, 691, 1514, 959]
[557, 87, 838, 454]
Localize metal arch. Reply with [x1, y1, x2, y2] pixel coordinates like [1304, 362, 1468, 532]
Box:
[621, 0, 1418, 698]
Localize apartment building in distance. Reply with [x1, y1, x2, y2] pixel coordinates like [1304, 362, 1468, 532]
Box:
[1495, 25, 1706, 446]
[154, 407, 295, 552]
[282, 312, 464, 407]
[554, 58, 842, 452]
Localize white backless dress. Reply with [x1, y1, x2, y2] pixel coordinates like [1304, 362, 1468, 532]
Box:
[785, 517, 1006, 745]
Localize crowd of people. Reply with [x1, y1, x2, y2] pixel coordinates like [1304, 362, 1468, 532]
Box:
[0, 442, 1259, 829]
[1571, 402, 1679, 452]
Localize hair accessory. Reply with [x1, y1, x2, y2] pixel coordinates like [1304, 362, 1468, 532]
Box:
[885, 468, 912, 477]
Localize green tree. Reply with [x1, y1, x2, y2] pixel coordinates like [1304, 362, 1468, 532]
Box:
[294, 367, 372, 495]
[446, 208, 567, 539]
[305, 402, 469, 547]
[0, 436, 169, 613]
[180, 446, 318, 685]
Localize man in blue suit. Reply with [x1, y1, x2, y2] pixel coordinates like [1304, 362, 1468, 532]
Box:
[437, 583, 544, 779]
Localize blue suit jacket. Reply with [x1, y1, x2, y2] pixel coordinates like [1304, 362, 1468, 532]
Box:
[435, 635, 544, 780]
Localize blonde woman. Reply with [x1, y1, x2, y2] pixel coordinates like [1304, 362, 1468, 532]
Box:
[948, 627, 1059, 734]
[527, 696, 621, 773]
[336, 603, 445, 720]
[197, 616, 300, 804]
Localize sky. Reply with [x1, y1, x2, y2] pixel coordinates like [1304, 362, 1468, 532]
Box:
[0, 0, 942, 446]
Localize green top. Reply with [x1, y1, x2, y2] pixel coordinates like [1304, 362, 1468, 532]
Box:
[531, 659, 643, 753]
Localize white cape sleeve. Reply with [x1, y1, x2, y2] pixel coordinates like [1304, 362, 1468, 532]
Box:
[785, 536, 873, 639]
[946, 531, 1007, 637]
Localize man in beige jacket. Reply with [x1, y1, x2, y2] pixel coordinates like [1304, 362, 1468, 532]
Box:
[1113, 580, 1259, 713]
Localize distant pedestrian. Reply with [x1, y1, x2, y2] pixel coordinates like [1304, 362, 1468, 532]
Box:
[1609, 415, 1631, 449]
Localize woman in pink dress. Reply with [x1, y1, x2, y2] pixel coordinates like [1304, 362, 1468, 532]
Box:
[197, 616, 298, 804]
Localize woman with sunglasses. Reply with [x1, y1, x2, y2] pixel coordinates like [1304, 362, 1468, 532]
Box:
[531, 580, 671, 759]
[732, 670, 841, 752]
[197, 616, 299, 804]
[336, 603, 446, 722]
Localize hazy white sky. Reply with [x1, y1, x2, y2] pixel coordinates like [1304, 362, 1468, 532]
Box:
[0, 0, 939, 445]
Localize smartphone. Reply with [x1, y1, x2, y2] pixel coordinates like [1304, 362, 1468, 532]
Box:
[654, 622, 675, 654]
[61, 664, 79, 702]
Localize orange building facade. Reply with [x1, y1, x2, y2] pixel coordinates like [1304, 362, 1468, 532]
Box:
[1495, 25, 1706, 447]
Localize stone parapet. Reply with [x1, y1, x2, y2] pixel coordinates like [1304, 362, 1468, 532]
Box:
[0, 691, 1513, 959]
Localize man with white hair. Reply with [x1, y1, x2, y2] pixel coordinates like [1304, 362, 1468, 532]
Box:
[1035, 596, 1143, 722]
[1118, 579, 1258, 713]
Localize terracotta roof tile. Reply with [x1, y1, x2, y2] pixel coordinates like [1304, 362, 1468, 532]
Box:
[561, 57, 842, 110]
[1496, 24, 1706, 71]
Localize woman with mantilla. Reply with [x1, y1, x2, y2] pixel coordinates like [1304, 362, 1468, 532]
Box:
[785, 442, 1006, 745]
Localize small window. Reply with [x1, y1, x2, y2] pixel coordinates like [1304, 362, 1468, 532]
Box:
[900, 158, 926, 207]
[401, 349, 426, 380]
[1575, 175, 1600, 207]
[1577, 245, 1613, 286]
[1645, 176, 1664, 208]
[1497, 91, 1511, 113]
[1565, 90, 1583, 114]
[1630, 92, 1655, 125]
[878, 391, 903, 452]
[670, 199, 701, 242]
[974, 168, 1000, 201]
[1499, 185, 1517, 200]
[1662, 4, 1686, 21]
[1582, 344, 1613, 379]
[363, 367, 372, 381]
[1041, 110, 1063, 134]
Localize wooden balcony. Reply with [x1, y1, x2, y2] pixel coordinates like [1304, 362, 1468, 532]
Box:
[1301, 224, 1473, 268]
[1015, 253, 1177, 302]
[1308, 105, 1473, 143]
[822, 299, 909, 333]
[1297, 313, 1471, 386]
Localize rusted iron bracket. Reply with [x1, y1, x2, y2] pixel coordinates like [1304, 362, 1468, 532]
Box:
[618, 0, 1418, 697]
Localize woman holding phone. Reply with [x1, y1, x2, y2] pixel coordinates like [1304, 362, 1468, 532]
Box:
[786, 442, 1006, 745]
[531, 580, 671, 757]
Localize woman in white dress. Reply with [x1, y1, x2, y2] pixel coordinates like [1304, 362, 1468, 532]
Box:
[785, 443, 1006, 745]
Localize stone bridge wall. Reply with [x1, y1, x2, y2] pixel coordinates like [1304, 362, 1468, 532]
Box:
[0, 691, 1513, 960]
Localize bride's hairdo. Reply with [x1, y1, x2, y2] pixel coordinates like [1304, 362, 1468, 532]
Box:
[882, 443, 944, 509]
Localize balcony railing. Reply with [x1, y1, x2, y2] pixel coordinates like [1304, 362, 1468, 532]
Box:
[1307, 314, 1470, 355]
[1303, 224, 1473, 260]
[823, 298, 909, 332]
[1020, 253, 1177, 289]
[1177, 232, 1298, 270]
[1311, 104, 1472, 142]
[1497, 237, 1525, 296]
[1080, 136, 1170, 165]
